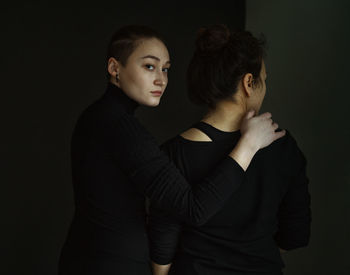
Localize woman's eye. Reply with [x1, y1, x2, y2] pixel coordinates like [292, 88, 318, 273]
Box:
[162, 67, 170, 73]
[145, 64, 155, 70]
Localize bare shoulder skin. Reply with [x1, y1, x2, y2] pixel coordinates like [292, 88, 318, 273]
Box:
[180, 128, 212, 142]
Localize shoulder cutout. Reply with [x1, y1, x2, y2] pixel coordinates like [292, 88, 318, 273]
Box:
[180, 128, 212, 142]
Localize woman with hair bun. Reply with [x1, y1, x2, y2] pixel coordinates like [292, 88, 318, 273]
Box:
[150, 25, 311, 275]
[58, 25, 284, 275]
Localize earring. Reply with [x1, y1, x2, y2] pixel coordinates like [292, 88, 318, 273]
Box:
[116, 73, 119, 83]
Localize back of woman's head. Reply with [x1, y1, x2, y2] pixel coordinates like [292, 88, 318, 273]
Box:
[187, 24, 266, 108]
[107, 25, 166, 67]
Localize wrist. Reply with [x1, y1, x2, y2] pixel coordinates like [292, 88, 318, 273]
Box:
[239, 134, 260, 154]
[229, 138, 258, 171]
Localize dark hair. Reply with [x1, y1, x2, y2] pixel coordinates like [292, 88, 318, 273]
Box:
[106, 25, 166, 77]
[187, 24, 266, 108]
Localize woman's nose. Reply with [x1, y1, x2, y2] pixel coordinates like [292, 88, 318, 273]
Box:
[154, 73, 166, 86]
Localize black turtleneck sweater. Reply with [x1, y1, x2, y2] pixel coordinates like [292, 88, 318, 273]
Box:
[58, 83, 245, 275]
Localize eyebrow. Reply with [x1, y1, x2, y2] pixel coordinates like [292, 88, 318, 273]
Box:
[141, 55, 171, 65]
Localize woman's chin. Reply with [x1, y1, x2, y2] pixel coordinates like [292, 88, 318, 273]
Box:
[143, 98, 161, 107]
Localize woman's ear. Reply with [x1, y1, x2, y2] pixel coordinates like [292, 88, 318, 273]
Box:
[107, 57, 121, 84]
[242, 73, 254, 97]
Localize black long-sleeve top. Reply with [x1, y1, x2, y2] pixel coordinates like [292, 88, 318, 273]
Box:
[58, 83, 245, 274]
[149, 121, 311, 275]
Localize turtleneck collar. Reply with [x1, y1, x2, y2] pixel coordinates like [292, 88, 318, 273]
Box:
[103, 82, 139, 115]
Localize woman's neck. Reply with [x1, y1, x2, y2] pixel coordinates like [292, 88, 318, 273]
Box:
[201, 101, 247, 132]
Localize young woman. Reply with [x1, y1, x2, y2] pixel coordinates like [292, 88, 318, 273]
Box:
[149, 25, 311, 275]
[58, 25, 285, 275]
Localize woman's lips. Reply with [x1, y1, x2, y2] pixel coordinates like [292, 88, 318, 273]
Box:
[150, 91, 163, 96]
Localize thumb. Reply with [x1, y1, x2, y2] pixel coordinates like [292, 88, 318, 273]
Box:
[245, 109, 255, 119]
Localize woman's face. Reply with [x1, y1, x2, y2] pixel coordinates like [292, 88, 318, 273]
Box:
[118, 38, 171, 107]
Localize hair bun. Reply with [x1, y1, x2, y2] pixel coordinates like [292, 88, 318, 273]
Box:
[196, 24, 231, 53]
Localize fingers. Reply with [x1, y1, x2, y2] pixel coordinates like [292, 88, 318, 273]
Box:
[245, 109, 255, 119]
[258, 112, 272, 119]
[273, 129, 286, 141]
[272, 122, 279, 130]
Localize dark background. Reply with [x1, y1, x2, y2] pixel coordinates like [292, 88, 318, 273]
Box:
[1, 1, 349, 274]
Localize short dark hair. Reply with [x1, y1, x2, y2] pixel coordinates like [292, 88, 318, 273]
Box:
[187, 24, 266, 108]
[106, 25, 166, 77]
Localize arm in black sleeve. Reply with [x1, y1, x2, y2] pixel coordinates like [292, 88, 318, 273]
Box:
[148, 203, 182, 265]
[274, 136, 311, 250]
[107, 113, 245, 226]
